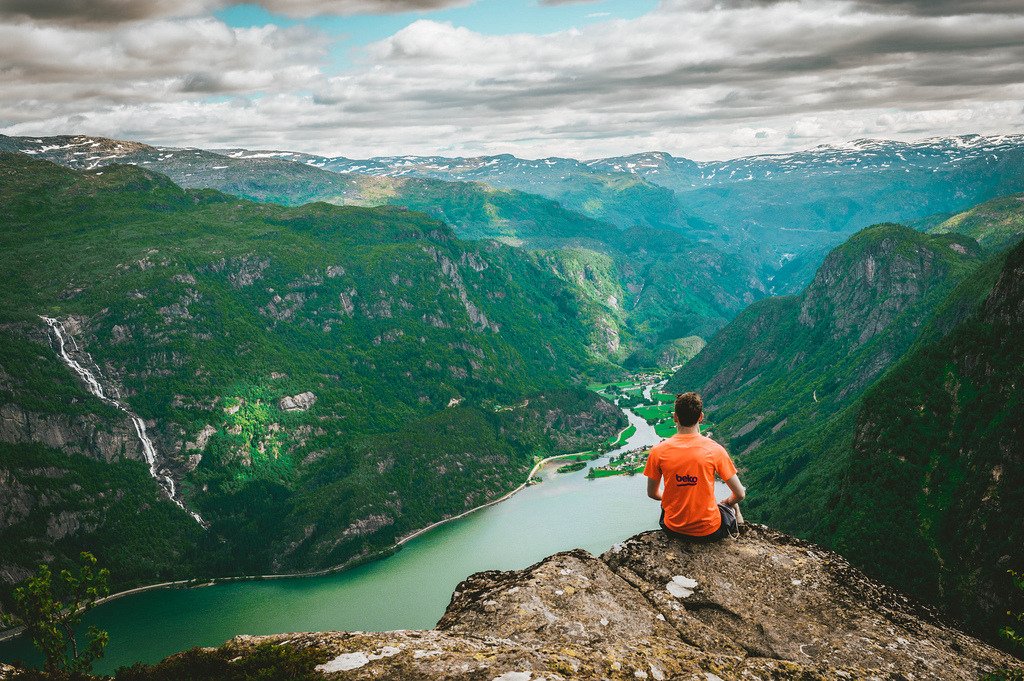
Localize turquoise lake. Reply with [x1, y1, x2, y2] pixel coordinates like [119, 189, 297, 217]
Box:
[0, 405, 727, 674]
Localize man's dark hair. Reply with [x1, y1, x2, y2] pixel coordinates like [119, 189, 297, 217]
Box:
[674, 392, 703, 427]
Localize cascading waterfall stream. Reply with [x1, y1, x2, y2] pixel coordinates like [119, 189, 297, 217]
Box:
[41, 316, 206, 527]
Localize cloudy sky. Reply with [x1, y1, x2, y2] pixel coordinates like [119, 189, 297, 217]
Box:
[1, 0, 1022, 159]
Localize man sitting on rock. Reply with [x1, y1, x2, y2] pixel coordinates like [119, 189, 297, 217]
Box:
[644, 391, 745, 542]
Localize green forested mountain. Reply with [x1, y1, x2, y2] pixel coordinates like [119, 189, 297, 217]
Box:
[824, 239, 1024, 638]
[0, 153, 625, 599]
[667, 214, 1024, 641]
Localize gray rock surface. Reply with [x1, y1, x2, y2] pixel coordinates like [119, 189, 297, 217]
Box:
[176, 525, 1021, 680]
[279, 392, 317, 412]
[0, 403, 142, 463]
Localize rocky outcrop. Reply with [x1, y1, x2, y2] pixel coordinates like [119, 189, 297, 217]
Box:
[796, 227, 970, 347]
[0, 402, 142, 463]
[279, 392, 317, 412]
[424, 245, 500, 333]
[151, 526, 1020, 680]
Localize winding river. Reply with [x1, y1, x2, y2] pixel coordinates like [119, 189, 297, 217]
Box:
[0, 396, 726, 674]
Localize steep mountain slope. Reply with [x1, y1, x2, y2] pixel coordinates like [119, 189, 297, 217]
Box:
[737, 242, 1024, 641]
[0, 153, 625, 600]
[665, 224, 983, 452]
[666, 211, 1024, 641]
[822, 238, 1024, 637]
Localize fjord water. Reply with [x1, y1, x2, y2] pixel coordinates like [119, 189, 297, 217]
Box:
[0, 404, 725, 674]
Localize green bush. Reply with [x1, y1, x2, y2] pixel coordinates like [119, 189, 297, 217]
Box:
[0, 553, 110, 676]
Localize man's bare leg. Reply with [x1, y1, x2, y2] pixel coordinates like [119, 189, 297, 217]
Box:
[733, 503, 744, 525]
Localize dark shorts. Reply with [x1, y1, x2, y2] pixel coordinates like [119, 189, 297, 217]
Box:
[659, 503, 738, 543]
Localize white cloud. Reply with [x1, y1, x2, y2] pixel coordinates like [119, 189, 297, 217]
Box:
[1, 0, 1023, 159]
[0, 0, 474, 24]
[0, 18, 326, 103]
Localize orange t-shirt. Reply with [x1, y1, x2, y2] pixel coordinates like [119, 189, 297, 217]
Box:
[644, 433, 737, 536]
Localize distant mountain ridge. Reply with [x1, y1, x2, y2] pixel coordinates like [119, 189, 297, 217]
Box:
[194, 134, 1024, 250]
[224, 133, 1024, 182]
[0, 133, 774, 363]
[8, 132, 1021, 187]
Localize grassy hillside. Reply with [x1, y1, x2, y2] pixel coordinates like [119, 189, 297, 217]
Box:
[929, 192, 1024, 252]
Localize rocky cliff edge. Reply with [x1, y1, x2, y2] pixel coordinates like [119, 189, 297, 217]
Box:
[4, 525, 1021, 680]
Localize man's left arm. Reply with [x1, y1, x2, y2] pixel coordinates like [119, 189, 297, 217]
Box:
[644, 447, 662, 500]
[647, 476, 663, 501]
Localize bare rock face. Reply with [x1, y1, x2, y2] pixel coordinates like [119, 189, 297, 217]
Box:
[165, 525, 1020, 680]
[279, 392, 317, 412]
[0, 469, 33, 528]
[185, 424, 217, 452]
[0, 402, 143, 463]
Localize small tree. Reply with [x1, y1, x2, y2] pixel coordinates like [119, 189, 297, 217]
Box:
[1003, 570, 1024, 649]
[0, 552, 111, 676]
[987, 570, 1024, 681]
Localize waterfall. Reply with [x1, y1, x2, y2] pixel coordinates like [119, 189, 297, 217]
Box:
[41, 316, 206, 527]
